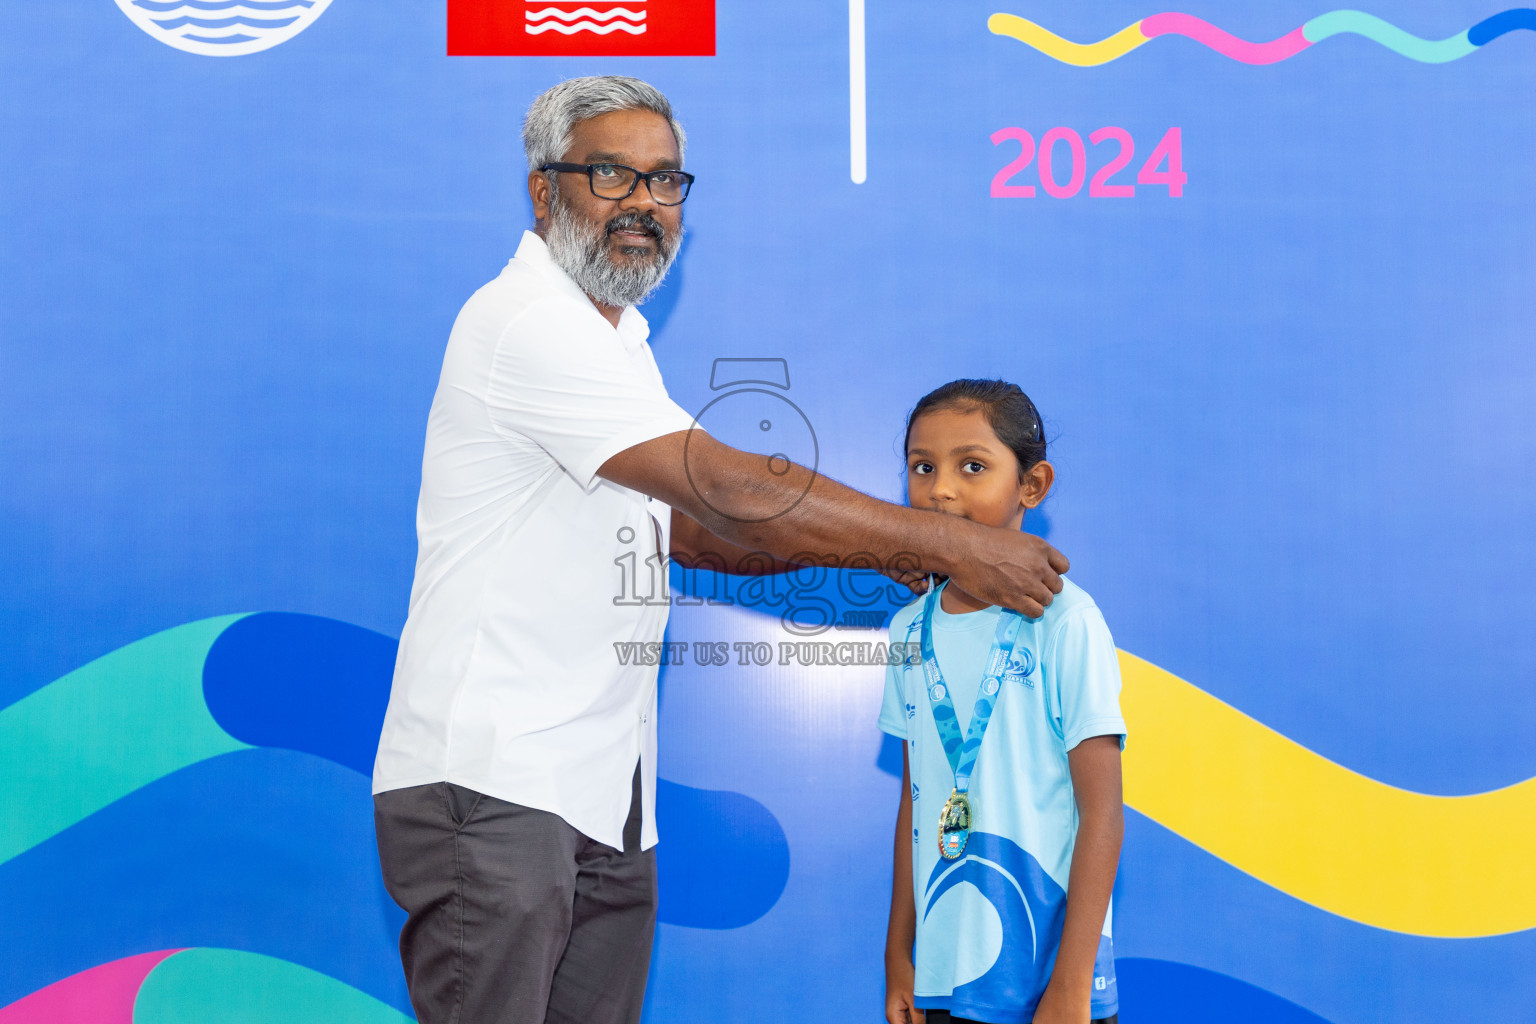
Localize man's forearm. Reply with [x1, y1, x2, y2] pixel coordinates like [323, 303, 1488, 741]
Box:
[641, 432, 958, 574]
[669, 508, 800, 575]
[601, 430, 1066, 615]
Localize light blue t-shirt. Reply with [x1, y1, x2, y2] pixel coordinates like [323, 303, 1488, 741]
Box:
[878, 577, 1126, 1023]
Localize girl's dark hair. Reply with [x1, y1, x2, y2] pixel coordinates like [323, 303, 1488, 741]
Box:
[903, 379, 1046, 477]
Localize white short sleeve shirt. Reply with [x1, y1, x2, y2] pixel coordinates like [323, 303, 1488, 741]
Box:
[372, 231, 698, 851]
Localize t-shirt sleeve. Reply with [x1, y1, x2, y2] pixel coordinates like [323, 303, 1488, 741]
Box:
[878, 658, 909, 739]
[484, 297, 698, 490]
[1048, 605, 1128, 751]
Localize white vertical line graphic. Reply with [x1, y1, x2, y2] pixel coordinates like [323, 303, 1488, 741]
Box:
[849, 0, 867, 184]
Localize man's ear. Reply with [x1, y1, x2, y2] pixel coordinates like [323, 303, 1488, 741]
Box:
[1020, 460, 1054, 510]
[529, 171, 553, 223]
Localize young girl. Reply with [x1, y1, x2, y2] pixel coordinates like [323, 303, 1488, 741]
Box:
[880, 379, 1125, 1024]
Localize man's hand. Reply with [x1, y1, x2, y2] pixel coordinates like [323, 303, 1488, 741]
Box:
[879, 565, 931, 596]
[943, 525, 1066, 619]
[884, 956, 926, 1024]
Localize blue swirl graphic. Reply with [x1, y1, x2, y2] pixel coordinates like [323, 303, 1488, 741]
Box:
[1468, 7, 1536, 45]
[1116, 958, 1336, 1023]
[0, 611, 794, 1012]
[203, 613, 397, 775]
[202, 612, 791, 930]
[0, 748, 412, 1013]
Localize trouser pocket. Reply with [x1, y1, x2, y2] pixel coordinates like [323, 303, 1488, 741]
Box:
[443, 781, 484, 830]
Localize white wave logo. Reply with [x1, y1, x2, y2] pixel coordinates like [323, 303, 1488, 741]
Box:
[114, 0, 333, 56]
[525, 2, 647, 35]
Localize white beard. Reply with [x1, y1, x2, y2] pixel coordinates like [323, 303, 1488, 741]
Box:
[544, 194, 683, 308]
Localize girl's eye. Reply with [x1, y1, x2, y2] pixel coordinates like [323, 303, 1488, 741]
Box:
[962, 460, 985, 474]
[911, 462, 933, 475]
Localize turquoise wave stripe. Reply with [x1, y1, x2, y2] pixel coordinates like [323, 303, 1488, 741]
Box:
[0, 615, 250, 866]
[134, 949, 413, 1024]
[1302, 10, 1478, 62]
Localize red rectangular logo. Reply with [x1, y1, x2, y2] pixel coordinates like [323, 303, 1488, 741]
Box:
[448, 0, 715, 56]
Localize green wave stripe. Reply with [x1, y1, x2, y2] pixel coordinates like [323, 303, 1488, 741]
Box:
[135, 949, 413, 1024]
[1302, 11, 1478, 62]
[0, 615, 250, 866]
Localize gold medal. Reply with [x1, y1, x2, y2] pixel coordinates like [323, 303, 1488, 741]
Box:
[938, 789, 971, 860]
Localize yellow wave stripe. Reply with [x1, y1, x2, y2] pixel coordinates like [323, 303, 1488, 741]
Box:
[1119, 651, 1536, 937]
[986, 13, 1148, 66]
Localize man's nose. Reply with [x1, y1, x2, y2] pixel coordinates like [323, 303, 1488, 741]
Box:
[616, 178, 660, 215]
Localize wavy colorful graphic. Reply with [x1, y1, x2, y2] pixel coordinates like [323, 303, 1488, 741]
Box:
[1114, 959, 1336, 1024]
[988, 9, 1536, 65]
[0, 949, 409, 1024]
[0, 614, 790, 931]
[0, 614, 249, 866]
[0, 745, 409, 1011]
[3, 612, 1529, 969]
[0, 951, 1341, 1024]
[1118, 651, 1536, 937]
[0, 950, 179, 1024]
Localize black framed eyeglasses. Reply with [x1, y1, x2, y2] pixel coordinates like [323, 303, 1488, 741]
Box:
[541, 162, 694, 206]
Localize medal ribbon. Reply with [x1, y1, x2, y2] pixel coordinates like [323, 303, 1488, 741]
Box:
[918, 581, 1024, 796]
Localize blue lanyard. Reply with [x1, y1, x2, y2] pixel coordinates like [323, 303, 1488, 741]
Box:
[918, 581, 1024, 796]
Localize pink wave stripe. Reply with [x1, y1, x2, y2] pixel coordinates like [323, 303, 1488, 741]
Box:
[0, 950, 183, 1024]
[1140, 13, 1311, 64]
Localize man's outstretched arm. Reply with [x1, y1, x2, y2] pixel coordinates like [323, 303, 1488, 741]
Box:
[671, 509, 931, 596]
[670, 508, 796, 575]
[601, 429, 1068, 617]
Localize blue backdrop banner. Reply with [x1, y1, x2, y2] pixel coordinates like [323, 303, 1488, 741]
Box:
[2, 2, 1533, 1022]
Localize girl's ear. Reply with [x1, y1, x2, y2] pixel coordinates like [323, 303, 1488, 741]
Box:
[1020, 460, 1054, 510]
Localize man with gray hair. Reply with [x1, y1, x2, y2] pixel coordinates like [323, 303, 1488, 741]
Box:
[372, 75, 1069, 1024]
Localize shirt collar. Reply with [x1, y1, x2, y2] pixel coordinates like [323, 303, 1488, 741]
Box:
[513, 230, 651, 349]
[930, 579, 1001, 632]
